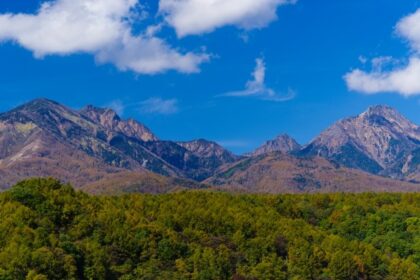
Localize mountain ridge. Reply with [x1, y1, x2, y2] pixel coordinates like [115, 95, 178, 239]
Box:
[206, 151, 420, 193]
[0, 99, 237, 190]
[0, 99, 419, 193]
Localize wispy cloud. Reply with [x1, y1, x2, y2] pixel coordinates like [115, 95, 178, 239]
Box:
[345, 9, 420, 96]
[139, 97, 179, 115]
[105, 100, 125, 116]
[216, 139, 252, 149]
[221, 58, 295, 102]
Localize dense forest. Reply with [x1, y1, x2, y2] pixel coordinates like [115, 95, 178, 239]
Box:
[0, 179, 419, 279]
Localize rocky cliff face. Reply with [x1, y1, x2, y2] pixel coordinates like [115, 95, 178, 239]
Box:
[300, 105, 420, 178]
[251, 134, 301, 156]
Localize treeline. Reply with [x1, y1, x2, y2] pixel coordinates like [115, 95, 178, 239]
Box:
[0, 178, 419, 279]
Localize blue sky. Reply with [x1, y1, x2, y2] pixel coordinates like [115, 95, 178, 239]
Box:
[1, 0, 420, 154]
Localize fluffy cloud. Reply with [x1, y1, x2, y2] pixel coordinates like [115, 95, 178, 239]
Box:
[0, 0, 297, 75]
[345, 9, 420, 96]
[96, 33, 209, 74]
[345, 58, 420, 96]
[139, 97, 179, 114]
[159, 0, 297, 37]
[397, 9, 420, 51]
[0, 0, 208, 74]
[223, 58, 295, 101]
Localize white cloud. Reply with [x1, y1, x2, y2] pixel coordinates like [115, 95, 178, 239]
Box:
[96, 33, 209, 74]
[371, 56, 397, 72]
[139, 97, 179, 115]
[223, 58, 295, 102]
[159, 0, 297, 37]
[0, 0, 208, 74]
[397, 9, 420, 52]
[345, 9, 420, 96]
[345, 57, 420, 96]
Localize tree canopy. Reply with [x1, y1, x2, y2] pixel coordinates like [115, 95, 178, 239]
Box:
[0, 178, 418, 279]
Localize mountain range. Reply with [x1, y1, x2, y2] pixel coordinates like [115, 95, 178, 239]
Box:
[0, 99, 419, 193]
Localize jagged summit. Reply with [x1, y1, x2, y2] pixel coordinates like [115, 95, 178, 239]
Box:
[177, 139, 238, 160]
[22, 98, 58, 106]
[364, 104, 397, 115]
[16, 98, 60, 107]
[251, 134, 301, 156]
[4, 98, 65, 115]
[81, 105, 120, 120]
[360, 105, 417, 129]
[80, 105, 157, 142]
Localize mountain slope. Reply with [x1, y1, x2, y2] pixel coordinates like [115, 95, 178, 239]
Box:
[300, 105, 420, 178]
[0, 131, 123, 190]
[251, 134, 301, 156]
[82, 170, 209, 195]
[206, 152, 420, 193]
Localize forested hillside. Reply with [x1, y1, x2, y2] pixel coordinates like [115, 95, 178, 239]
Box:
[0, 179, 419, 279]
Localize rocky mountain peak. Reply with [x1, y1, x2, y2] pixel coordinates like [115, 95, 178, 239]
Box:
[251, 134, 301, 156]
[364, 105, 397, 115]
[80, 105, 157, 142]
[177, 139, 237, 159]
[0, 98, 91, 139]
[301, 105, 420, 176]
[21, 98, 59, 107]
[81, 105, 120, 124]
[360, 105, 416, 129]
[8, 98, 65, 116]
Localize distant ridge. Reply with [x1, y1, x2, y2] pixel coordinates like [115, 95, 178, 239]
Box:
[206, 152, 420, 193]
